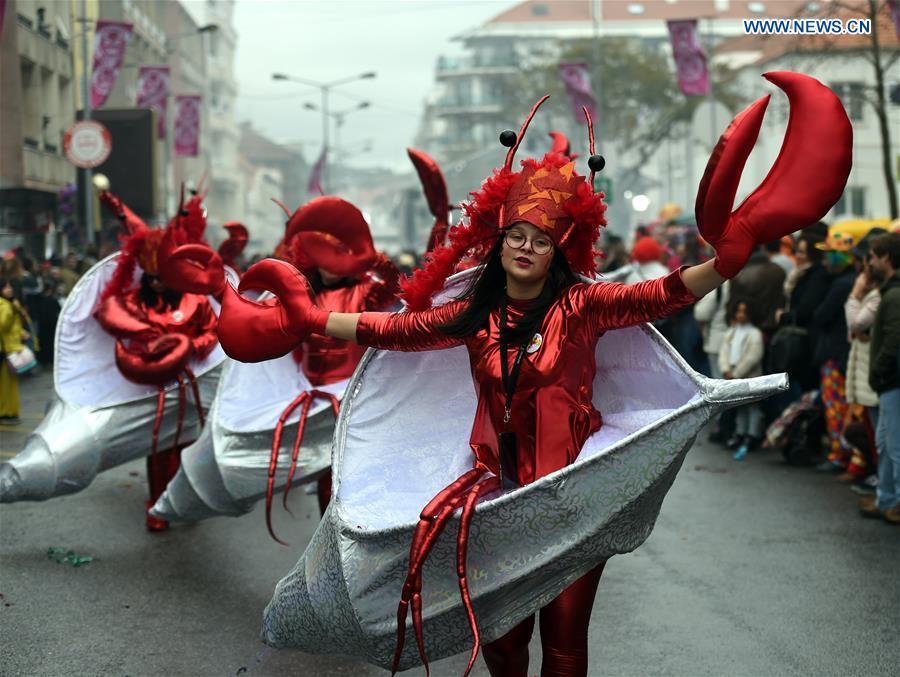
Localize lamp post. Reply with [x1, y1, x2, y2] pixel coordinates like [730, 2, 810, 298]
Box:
[163, 23, 218, 219]
[303, 100, 370, 166]
[272, 71, 376, 189]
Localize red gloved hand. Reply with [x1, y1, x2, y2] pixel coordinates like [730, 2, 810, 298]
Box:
[218, 258, 330, 363]
[115, 333, 193, 386]
[695, 72, 852, 279]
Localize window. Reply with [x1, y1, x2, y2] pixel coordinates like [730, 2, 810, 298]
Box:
[831, 82, 865, 121]
[834, 187, 867, 217]
[627, 3, 645, 14]
[531, 4, 548, 16]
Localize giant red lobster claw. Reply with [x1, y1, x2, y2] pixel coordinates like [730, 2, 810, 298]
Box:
[407, 148, 451, 253]
[218, 258, 319, 363]
[218, 221, 249, 271]
[115, 333, 194, 387]
[274, 196, 377, 278]
[696, 71, 852, 279]
[158, 229, 226, 296]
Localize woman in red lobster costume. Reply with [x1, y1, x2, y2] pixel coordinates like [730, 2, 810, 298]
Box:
[219, 73, 851, 676]
[95, 190, 225, 531]
[266, 196, 400, 523]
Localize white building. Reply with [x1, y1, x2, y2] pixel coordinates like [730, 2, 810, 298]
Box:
[710, 24, 900, 223]
[416, 0, 819, 236]
[201, 0, 242, 246]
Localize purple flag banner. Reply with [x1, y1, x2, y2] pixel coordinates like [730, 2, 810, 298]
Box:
[174, 95, 201, 157]
[307, 146, 327, 195]
[667, 19, 710, 97]
[558, 63, 597, 124]
[0, 0, 8, 39]
[888, 0, 900, 40]
[90, 20, 133, 108]
[137, 66, 170, 138]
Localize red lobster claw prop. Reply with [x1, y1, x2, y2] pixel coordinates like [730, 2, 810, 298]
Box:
[115, 334, 193, 387]
[98, 191, 146, 234]
[696, 71, 852, 279]
[157, 227, 226, 296]
[218, 259, 326, 363]
[218, 221, 249, 271]
[548, 130, 573, 158]
[407, 148, 451, 253]
[284, 197, 377, 278]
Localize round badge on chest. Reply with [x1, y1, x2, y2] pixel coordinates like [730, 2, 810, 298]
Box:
[172, 310, 185, 322]
[527, 332, 543, 354]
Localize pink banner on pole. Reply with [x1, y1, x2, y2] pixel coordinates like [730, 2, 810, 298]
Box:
[888, 0, 900, 40]
[559, 63, 598, 124]
[90, 20, 133, 109]
[667, 19, 710, 97]
[174, 95, 202, 157]
[307, 146, 327, 195]
[137, 66, 170, 138]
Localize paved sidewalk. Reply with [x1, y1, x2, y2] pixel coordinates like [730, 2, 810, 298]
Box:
[0, 366, 54, 461]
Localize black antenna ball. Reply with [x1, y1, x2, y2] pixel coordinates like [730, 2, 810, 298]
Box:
[588, 155, 606, 172]
[499, 130, 517, 147]
[117, 212, 126, 221]
[180, 209, 190, 217]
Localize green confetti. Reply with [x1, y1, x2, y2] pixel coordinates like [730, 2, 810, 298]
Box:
[46, 547, 93, 567]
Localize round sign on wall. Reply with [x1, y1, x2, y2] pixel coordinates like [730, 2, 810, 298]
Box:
[63, 121, 112, 169]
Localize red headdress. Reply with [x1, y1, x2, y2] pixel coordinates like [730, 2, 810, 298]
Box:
[99, 186, 225, 300]
[271, 196, 377, 278]
[400, 96, 608, 311]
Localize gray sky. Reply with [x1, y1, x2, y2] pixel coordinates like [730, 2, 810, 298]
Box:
[229, 0, 517, 170]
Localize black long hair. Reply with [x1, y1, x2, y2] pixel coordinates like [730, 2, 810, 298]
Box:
[307, 269, 357, 295]
[439, 236, 578, 345]
[139, 273, 183, 310]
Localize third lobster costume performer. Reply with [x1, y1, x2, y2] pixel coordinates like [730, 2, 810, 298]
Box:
[218, 73, 852, 676]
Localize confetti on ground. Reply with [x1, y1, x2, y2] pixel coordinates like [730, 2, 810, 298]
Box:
[46, 547, 94, 567]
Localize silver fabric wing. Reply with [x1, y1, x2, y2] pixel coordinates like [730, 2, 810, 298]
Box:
[0, 254, 230, 503]
[260, 269, 786, 671]
[151, 356, 344, 522]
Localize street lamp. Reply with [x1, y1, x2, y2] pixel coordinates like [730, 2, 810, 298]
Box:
[272, 71, 376, 189]
[303, 100, 371, 157]
[161, 24, 219, 218]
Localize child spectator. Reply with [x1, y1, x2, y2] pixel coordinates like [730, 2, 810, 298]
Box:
[720, 300, 765, 460]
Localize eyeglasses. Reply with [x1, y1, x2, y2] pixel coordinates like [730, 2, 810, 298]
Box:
[504, 229, 553, 256]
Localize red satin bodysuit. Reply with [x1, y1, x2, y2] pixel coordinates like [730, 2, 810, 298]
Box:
[293, 254, 400, 387]
[356, 269, 697, 486]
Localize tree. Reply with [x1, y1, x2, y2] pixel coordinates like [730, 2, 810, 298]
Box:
[514, 36, 742, 180]
[794, 0, 899, 218]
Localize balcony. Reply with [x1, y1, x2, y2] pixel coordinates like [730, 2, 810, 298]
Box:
[433, 94, 506, 116]
[23, 145, 75, 191]
[435, 54, 519, 80]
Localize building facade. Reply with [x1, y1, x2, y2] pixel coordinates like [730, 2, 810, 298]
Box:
[0, 0, 76, 257]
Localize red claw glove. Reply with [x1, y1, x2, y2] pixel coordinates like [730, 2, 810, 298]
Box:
[158, 237, 227, 297]
[695, 72, 852, 279]
[218, 258, 330, 363]
[115, 334, 193, 386]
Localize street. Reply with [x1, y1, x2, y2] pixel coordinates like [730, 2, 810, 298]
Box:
[1, 370, 898, 677]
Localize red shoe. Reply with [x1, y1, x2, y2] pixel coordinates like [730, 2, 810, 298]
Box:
[145, 500, 169, 532]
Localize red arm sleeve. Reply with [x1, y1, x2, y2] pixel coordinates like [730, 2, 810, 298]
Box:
[355, 300, 466, 352]
[361, 252, 402, 311]
[578, 267, 699, 333]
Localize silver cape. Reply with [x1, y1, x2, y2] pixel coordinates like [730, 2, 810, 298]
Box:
[0, 254, 231, 503]
[260, 269, 786, 671]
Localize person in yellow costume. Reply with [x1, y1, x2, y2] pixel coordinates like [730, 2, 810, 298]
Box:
[0, 278, 34, 424]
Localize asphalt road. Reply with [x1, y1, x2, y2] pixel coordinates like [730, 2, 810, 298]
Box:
[1, 372, 898, 677]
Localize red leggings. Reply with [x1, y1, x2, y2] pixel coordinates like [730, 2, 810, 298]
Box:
[483, 562, 606, 677]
